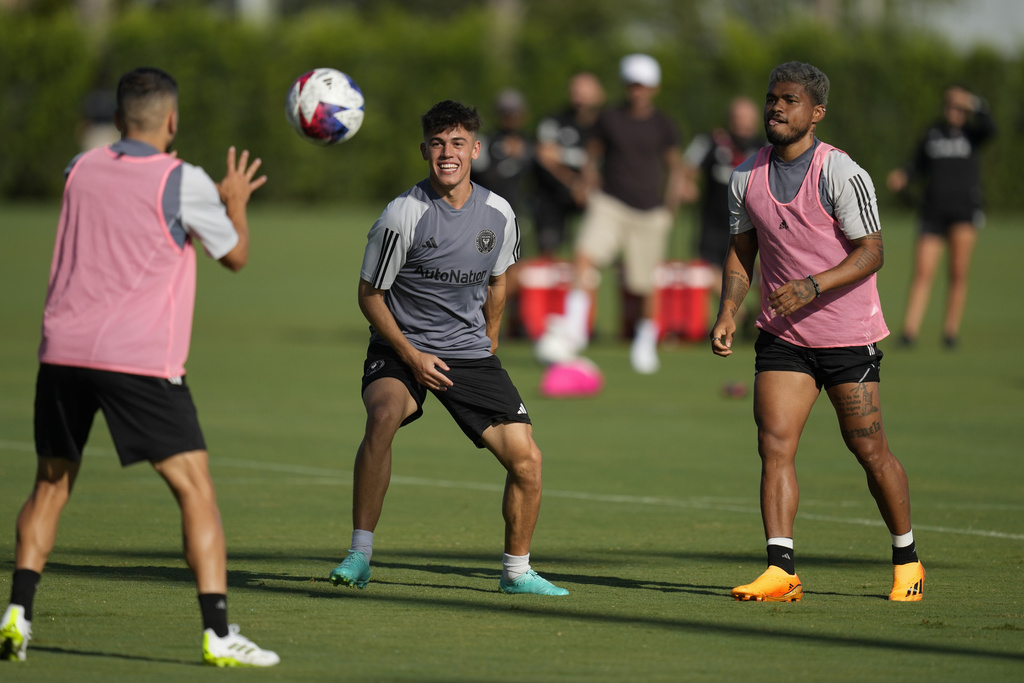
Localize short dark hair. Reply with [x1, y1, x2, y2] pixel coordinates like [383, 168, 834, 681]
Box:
[421, 100, 481, 138]
[768, 62, 830, 107]
[116, 67, 178, 132]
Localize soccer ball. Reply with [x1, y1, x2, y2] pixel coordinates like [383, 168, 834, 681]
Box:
[285, 68, 364, 145]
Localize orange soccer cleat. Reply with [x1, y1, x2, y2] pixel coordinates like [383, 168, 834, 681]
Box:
[732, 566, 803, 602]
[888, 561, 925, 601]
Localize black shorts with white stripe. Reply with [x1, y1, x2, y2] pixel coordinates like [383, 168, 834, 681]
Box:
[361, 343, 531, 447]
[753, 331, 883, 389]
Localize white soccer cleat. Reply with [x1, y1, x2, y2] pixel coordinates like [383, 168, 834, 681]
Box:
[0, 604, 31, 662]
[202, 624, 280, 667]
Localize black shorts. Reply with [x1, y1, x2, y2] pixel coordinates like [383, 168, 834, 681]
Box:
[754, 331, 883, 389]
[34, 363, 206, 466]
[919, 208, 984, 236]
[361, 344, 531, 448]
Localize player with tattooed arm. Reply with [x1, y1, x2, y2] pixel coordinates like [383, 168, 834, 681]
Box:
[710, 62, 925, 603]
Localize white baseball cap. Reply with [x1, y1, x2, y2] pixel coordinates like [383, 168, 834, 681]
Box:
[620, 53, 661, 87]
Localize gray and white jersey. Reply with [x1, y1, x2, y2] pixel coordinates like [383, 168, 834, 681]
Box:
[729, 139, 881, 242]
[360, 180, 520, 358]
[66, 139, 239, 259]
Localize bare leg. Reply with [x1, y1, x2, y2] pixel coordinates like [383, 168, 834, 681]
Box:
[752, 372, 819, 539]
[15, 457, 80, 573]
[480, 422, 543, 556]
[901, 233, 945, 341]
[943, 222, 978, 342]
[640, 291, 656, 321]
[154, 450, 226, 593]
[571, 250, 597, 291]
[826, 382, 912, 535]
[352, 378, 417, 532]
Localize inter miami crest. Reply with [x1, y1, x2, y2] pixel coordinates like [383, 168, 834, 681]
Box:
[476, 229, 496, 254]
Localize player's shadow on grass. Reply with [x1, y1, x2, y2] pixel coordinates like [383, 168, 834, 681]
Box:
[309, 549, 732, 596]
[335, 548, 898, 597]
[39, 546, 935, 603]
[29, 645, 197, 666]
[20, 551, 1024, 666]
[40, 554, 297, 595]
[366, 559, 504, 593]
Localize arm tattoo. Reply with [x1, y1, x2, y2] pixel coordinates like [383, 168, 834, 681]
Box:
[852, 234, 883, 272]
[721, 231, 757, 314]
[722, 268, 750, 315]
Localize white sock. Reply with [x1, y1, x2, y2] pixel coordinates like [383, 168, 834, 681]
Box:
[766, 537, 794, 549]
[564, 289, 591, 338]
[350, 529, 374, 561]
[891, 530, 914, 548]
[633, 318, 658, 346]
[502, 553, 531, 582]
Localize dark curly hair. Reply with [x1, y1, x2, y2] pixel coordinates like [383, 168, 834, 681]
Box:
[768, 62, 830, 107]
[421, 100, 481, 138]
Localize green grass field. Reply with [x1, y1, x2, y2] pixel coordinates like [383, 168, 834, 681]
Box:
[1, 201, 1022, 682]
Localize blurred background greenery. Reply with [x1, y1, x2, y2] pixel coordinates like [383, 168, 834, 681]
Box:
[1, 0, 1020, 210]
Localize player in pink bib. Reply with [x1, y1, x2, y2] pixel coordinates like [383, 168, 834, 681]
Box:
[710, 62, 924, 603]
[1, 67, 278, 666]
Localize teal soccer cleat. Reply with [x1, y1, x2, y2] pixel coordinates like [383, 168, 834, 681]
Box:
[499, 569, 569, 596]
[329, 551, 371, 588]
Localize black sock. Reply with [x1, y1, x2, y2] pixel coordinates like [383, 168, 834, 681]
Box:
[767, 544, 796, 575]
[10, 569, 41, 621]
[892, 540, 919, 565]
[198, 593, 229, 637]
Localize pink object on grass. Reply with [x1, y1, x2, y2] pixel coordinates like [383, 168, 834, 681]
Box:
[539, 359, 604, 398]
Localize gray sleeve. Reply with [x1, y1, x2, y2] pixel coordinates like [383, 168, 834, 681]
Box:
[360, 195, 422, 290]
[728, 157, 757, 235]
[682, 133, 713, 167]
[487, 193, 520, 277]
[179, 163, 239, 260]
[822, 151, 881, 241]
[64, 152, 86, 180]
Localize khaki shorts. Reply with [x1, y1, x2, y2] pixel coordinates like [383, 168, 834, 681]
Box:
[576, 191, 673, 294]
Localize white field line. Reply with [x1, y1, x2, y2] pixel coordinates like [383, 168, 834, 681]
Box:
[3, 441, 1023, 541]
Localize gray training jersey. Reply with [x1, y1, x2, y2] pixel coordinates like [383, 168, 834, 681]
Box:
[729, 138, 881, 242]
[360, 179, 520, 359]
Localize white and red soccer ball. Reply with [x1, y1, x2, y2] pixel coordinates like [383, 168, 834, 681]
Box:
[286, 68, 364, 145]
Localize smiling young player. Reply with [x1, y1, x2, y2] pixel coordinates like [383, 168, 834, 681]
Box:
[710, 62, 925, 602]
[328, 100, 567, 596]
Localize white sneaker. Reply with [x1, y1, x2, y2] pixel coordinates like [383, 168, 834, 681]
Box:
[630, 335, 660, 374]
[535, 315, 586, 364]
[202, 624, 280, 667]
[0, 604, 31, 662]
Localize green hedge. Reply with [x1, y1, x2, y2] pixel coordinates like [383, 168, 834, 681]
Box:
[0, 12, 95, 197]
[1, 6, 1020, 209]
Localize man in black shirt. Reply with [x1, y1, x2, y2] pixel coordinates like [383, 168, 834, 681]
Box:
[887, 85, 996, 349]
